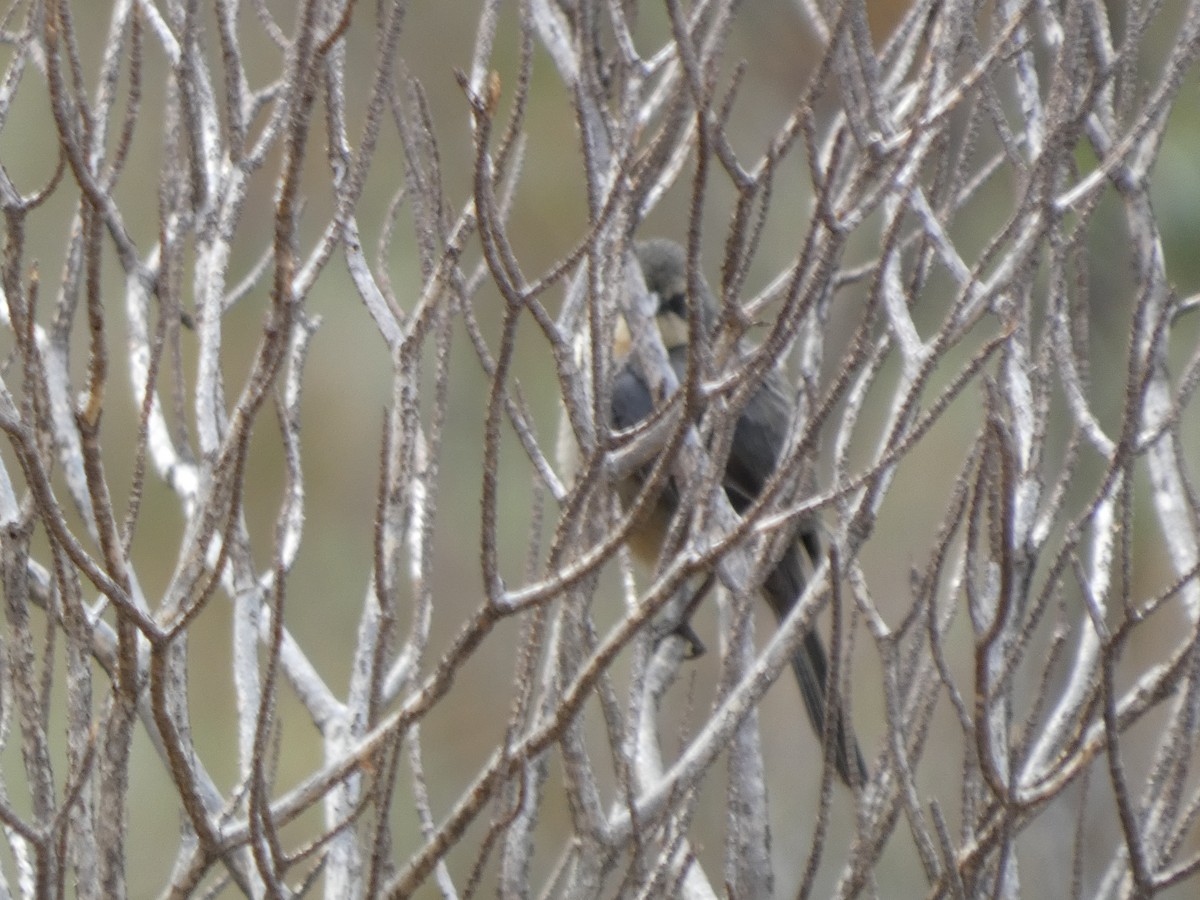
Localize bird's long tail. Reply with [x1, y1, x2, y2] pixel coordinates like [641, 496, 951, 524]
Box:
[763, 544, 867, 788]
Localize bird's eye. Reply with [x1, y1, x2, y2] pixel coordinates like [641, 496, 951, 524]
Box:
[659, 292, 686, 319]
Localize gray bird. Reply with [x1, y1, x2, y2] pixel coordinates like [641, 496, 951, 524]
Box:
[610, 237, 866, 788]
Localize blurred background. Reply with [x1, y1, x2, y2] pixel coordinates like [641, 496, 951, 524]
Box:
[2, 0, 1200, 895]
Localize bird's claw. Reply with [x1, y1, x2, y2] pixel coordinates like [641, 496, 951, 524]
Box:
[650, 617, 706, 659]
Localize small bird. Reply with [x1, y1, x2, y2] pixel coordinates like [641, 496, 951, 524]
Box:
[609, 237, 866, 788]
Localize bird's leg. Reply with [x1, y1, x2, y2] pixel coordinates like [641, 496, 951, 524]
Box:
[653, 572, 716, 659]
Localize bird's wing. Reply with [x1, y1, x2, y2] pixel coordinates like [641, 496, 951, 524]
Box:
[610, 362, 658, 433]
[723, 368, 791, 510]
[613, 349, 809, 546]
[610, 358, 682, 511]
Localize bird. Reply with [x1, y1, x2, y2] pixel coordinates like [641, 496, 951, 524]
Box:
[608, 237, 866, 788]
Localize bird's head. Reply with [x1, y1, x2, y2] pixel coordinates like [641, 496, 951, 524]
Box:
[614, 238, 715, 358]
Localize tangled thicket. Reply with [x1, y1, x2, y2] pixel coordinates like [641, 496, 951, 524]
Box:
[1, 1, 1199, 897]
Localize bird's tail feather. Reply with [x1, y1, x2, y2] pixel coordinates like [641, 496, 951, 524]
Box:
[765, 544, 866, 788]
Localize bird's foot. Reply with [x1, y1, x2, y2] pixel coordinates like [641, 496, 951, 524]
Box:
[651, 573, 716, 660]
[650, 617, 706, 659]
